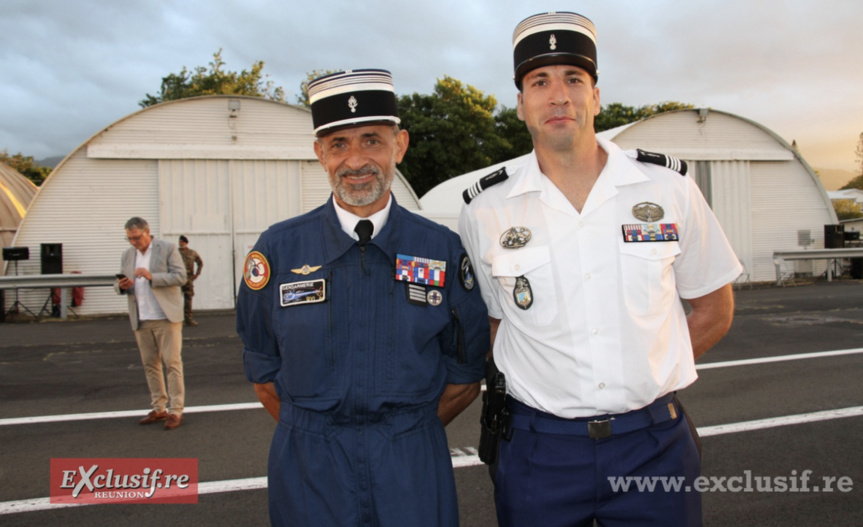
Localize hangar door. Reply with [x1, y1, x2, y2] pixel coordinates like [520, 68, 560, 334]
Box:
[159, 159, 326, 310]
[689, 159, 753, 282]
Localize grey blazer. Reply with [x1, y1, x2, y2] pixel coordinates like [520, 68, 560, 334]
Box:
[115, 238, 187, 330]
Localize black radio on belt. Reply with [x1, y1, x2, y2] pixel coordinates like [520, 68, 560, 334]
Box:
[479, 359, 511, 465]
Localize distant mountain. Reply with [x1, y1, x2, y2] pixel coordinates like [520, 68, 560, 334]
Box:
[816, 168, 856, 190]
[37, 155, 65, 168]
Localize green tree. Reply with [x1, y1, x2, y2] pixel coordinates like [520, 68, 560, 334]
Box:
[397, 76, 508, 197]
[296, 69, 340, 108]
[833, 199, 863, 220]
[0, 151, 51, 186]
[839, 133, 863, 190]
[489, 106, 533, 164]
[139, 49, 285, 107]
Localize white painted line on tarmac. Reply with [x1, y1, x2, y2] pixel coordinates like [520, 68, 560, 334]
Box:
[2, 405, 862, 515]
[0, 477, 270, 515]
[698, 405, 863, 437]
[696, 347, 863, 370]
[0, 402, 262, 427]
[5, 348, 862, 427]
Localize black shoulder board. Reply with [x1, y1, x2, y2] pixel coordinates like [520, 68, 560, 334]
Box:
[635, 148, 687, 176]
[463, 168, 509, 204]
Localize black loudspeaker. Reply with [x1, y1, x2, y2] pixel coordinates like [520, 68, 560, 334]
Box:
[825, 225, 845, 249]
[2, 247, 29, 261]
[41, 243, 63, 274]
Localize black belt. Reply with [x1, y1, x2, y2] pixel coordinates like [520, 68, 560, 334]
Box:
[507, 393, 678, 440]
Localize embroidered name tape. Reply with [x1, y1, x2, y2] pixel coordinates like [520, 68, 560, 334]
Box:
[622, 223, 679, 242]
[395, 254, 446, 287]
[280, 279, 326, 307]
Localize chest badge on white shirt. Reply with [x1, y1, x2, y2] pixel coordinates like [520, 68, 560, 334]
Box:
[500, 226, 532, 249]
[513, 276, 533, 310]
[632, 202, 665, 222]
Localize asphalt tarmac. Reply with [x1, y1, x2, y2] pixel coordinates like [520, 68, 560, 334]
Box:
[1, 279, 862, 526]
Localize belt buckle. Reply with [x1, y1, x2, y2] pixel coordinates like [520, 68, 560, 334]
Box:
[588, 418, 613, 439]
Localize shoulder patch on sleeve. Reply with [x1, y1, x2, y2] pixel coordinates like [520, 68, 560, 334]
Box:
[462, 168, 509, 204]
[628, 148, 687, 176]
[243, 251, 271, 290]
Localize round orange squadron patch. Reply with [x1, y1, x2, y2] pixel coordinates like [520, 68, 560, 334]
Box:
[243, 251, 271, 290]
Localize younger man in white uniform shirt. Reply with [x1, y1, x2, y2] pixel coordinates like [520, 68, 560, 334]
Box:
[459, 11, 741, 527]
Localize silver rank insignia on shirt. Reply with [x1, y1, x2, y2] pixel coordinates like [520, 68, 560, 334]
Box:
[500, 226, 532, 249]
[632, 202, 665, 222]
[513, 276, 533, 310]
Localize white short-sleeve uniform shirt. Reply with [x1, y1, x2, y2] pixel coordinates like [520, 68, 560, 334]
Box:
[459, 138, 742, 418]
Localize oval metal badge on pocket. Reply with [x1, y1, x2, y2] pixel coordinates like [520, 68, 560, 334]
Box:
[513, 275, 533, 310]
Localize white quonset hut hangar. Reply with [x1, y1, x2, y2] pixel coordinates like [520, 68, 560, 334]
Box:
[0, 163, 37, 251]
[421, 108, 838, 283]
[6, 95, 421, 316]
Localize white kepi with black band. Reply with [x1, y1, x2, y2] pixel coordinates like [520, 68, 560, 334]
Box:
[307, 69, 401, 136]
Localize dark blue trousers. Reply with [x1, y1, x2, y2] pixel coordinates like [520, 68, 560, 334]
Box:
[494, 398, 702, 527]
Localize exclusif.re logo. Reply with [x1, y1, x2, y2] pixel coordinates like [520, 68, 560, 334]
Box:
[50, 458, 198, 505]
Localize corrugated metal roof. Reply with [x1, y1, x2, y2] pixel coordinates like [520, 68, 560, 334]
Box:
[0, 163, 38, 250]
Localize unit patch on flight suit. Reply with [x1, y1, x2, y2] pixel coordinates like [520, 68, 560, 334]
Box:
[459, 254, 476, 292]
[622, 223, 680, 242]
[243, 251, 270, 290]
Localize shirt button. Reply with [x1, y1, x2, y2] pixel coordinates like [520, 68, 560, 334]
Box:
[599, 383, 606, 390]
[584, 272, 592, 280]
[651, 248, 658, 255]
[514, 264, 520, 272]
[591, 327, 599, 335]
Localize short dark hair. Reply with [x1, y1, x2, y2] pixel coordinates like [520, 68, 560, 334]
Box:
[179, 235, 189, 243]
[125, 217, 149, 231]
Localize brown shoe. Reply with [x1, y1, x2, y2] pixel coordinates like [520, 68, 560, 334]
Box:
[164, 414, 183, 430]
[139, 410, 168, 425]
[184, 320, 198, 326]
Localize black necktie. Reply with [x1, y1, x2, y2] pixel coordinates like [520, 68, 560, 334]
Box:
[354, 220, 373, 246]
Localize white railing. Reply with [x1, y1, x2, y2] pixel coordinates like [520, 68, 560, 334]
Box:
[0, 274, 117, 319]
[772, 248, 863, 285]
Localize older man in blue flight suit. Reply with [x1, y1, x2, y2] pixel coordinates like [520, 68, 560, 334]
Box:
[237, 69, 489, 527]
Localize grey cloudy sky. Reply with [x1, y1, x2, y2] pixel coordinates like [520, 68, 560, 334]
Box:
[2, 0, 861, 172]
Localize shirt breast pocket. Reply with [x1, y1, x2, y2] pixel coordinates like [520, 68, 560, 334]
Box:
[619, 241, 680, 316]
[492, 246, 557, 326]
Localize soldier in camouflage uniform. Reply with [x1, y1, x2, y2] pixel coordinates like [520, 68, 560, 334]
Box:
[178, 235, 203, 326]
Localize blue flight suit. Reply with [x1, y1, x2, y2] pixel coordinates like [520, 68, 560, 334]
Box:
[237, 195, 489, 527]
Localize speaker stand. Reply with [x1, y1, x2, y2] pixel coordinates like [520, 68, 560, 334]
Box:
[6, 261, 38, 318]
